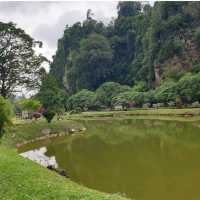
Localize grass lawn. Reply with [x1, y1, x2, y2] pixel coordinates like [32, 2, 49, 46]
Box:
[67, 108, 200, 121]
[0, 146, 127, 200]
[3, 119, 85, 147]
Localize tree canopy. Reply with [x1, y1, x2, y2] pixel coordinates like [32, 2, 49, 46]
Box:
[50, 2, 200, 94]
[0, 22, 47, 98]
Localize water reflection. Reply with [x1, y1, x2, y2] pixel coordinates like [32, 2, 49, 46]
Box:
[20, 147, 58, 168]
[19, 119, 200, 200]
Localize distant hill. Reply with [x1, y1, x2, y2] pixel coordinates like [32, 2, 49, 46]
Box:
[50, 2, 200, 94]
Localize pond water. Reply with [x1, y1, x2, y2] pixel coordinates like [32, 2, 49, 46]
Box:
[18, 118, 200, 200]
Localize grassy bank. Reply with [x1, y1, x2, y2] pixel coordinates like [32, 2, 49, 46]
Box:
[3, 119, 85, 147]
[68, 108, 200, 120]
[0, 146, 126, 200]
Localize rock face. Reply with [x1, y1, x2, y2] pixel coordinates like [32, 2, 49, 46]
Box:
[154, 63, 161, 86]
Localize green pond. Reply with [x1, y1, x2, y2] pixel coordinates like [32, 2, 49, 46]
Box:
[19, 118, 200, 200]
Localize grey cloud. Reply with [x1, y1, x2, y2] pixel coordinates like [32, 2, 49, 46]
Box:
[33, 10, 84, 49]
[0, 2, 54, 14]
[0, 1, 118, 59]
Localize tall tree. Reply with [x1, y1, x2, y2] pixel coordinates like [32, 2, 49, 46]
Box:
[0, 22, 47, 97]
[37, 75, 66, 113]
[117, 1, 141, 17]
[70, 34, 113, 92]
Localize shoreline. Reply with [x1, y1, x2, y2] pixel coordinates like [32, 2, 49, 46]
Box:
[16, 128, 86, 148]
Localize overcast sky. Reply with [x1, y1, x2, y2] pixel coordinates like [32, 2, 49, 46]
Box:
[0, 1, 118, 60]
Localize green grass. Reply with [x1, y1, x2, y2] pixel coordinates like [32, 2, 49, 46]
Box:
[0, 146, 127, 200]
[68, 108, 200, 120]
[3, 119, 84, 147]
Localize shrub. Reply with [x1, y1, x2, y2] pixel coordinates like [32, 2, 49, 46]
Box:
[67, 89, 95, 111]
[154, 80, 178, 103]
[17, 99, 41, 112]
[132, 81, 148, 92]
[42, 110, 55, 123]
[177, 73, 200, 103]
[95, 82, 131, 108]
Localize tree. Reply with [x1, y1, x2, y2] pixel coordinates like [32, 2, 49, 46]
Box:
[17, 99, 41, 112]
[50, 18, 107, 92]
[0, 96, 12, 137]
[50, 2, 200, 95]
[177, 73, 200, 103]
[37, 75, 66, 122]
[67, 89, 95, 111]
[95, 82, 131, 108]
[71, 34, 113, 91]
[154, 80, 178, 103]
[0, 22, 47, 98]
[117, 2, 141, 17]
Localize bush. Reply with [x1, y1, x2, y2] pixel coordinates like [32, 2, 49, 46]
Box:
[154, 80, 178, 103]
[17, 99, 41, 112]
[95, 82, 131, 108]
[132, 81, 148, 92]
[0, 96, 12, 136]
[67, 89, 95, 111]
[42, 110, 55, 123]
[177, 73, 200, 103]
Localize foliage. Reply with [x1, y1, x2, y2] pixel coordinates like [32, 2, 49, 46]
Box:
[42, 110, 55, 123]
[68, 34, 113, 92]
[17, 99, 41, 112]
[50, 2, 200, 93]
[132, 81, 148, 92]
[95, 82, 131, 108]
[0, 96, 12, 136]
[49, 2, 200, 110]
[154, 80, 178, 103]
[37, 75, 66, 122]
[117, 1, 141, 17]
[67, 89, 95, 111]
[177, 73, 200, 103]
[0, 22, 47, 97]
[194, 27, 200, 47]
